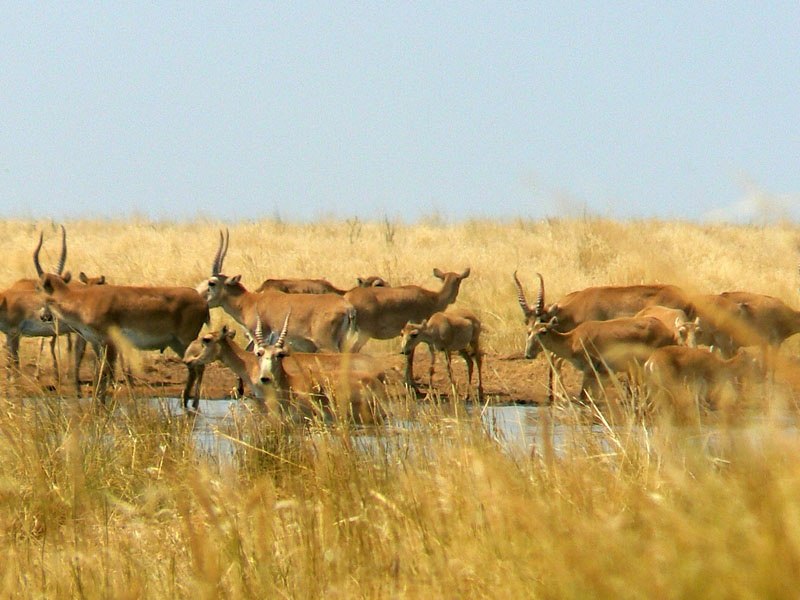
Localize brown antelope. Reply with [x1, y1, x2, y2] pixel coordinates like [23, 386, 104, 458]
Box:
[513, 271, 695, 358]
[36, 272, 209, 409]
[690, 294, 752, 357]
[198, 230, 356, 352]
[0, 226, 72, 379]
[718, 291, 800, 363]
[633, 306, 700, 347]
[645, 345, 761, 421]
[344, 266, 470, 387]
[255, 275, 389, 295]
[183, 325, 266, 400]
[529, 315, 677, 400]
[400, 307, 483, 400]
[256, 315, 386, 424]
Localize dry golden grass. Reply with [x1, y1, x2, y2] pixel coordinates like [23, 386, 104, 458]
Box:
[3, 216, 799, 355]
[0, 217, 799, 598]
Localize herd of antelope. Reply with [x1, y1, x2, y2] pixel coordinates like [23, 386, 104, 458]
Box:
[2, 226, 800, 423]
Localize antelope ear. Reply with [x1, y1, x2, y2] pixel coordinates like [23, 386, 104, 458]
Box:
[460, 267, 471, 278]
[420, 319, 428, 328]
[79, 272, 88, 284]
[226, 329, 236, 339]
[225, 274, 242, 286]
[547, 316, 559, 328]
[674, 316, 682, 328]
[61, 271, 72, 283]
[356, 277, 365, 286]
[433, 268, 444, 280]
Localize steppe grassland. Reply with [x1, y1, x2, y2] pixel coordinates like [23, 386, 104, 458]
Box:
[1, 218, 800, 598]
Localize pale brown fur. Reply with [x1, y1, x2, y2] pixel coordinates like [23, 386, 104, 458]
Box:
[400, 307, 483, 400]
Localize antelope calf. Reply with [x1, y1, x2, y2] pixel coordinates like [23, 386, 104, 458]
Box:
[400, 307, 483, 400]
[257, 316, 386, 424]
[529, 315, 677, 400]
[183, 326, 265, 400]
[644, 346, 761, 422]
[633, 306, 700, 347]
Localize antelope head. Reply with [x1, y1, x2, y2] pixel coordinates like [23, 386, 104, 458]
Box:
[183, 326, 235, 367]
[357, 276, 390, 288]
[400, 320, 428, 355]
[198, 229, 245, 306]
[525, 316, 559, 360]
[514, 271, 553, 357]
[258, 311, 291, 385]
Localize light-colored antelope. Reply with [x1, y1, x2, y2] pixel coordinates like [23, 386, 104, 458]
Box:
[198, 230, 356, 352]
[255, 275, 389, 295]
[36, 272, 209, 409]
[645, 345, 760, 421]
[344, 266, 470, 387]
[633, 306, 700, 347]
[513, 271, 695, 358]
[256, 315, 386, 424]
[400, 307, 483, 400]
[529, 315, 677, 400]
[183, 325, 265, 400]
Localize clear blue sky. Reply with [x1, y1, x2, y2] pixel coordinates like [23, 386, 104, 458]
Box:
[2, 3, 798, 223]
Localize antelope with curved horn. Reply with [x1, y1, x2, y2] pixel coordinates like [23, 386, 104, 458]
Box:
[513, 271, 695, 358]
[0, 226, 75, 380]
[257, 313, 386, 424]
[197, 230, 357, 353]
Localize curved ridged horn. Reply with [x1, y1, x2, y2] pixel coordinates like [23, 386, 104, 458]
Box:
[275, 311, 291, 349]
[56, 225, 67, 275]
[513, 270, 534, 318]
[535, 272, 545, 316]
[33, 231, 44, 277]
[254, 315, 265, 347]
[211, 228, 230, 276]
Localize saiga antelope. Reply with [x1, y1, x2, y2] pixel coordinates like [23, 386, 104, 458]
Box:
[257, 315, 386, 424]
[718, 290, 800, 368]
[343, 266, 470, 386]
[198, 230, 356, 352]
[183, 325, 266, 400]
[633, 306, 700, 348]
[400, 307, 483, 400]
[255, 275, 389, 295]
[36, 272, 209, 409]
[0, 226, 76, 380]
[513, 271, 695, 357]
[529, 315, 677, 400]
[645, 346, 760, 422]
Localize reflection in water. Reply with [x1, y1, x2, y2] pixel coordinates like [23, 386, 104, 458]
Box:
[153, 398, 574, 459]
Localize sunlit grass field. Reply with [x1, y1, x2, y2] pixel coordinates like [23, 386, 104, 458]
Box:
[1, 217, 800, 598]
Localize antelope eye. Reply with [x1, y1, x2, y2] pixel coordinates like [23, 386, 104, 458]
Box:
[409, 331, 418, 337]
[207, 280, 216, 287]
[201, 336, 212, 345]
